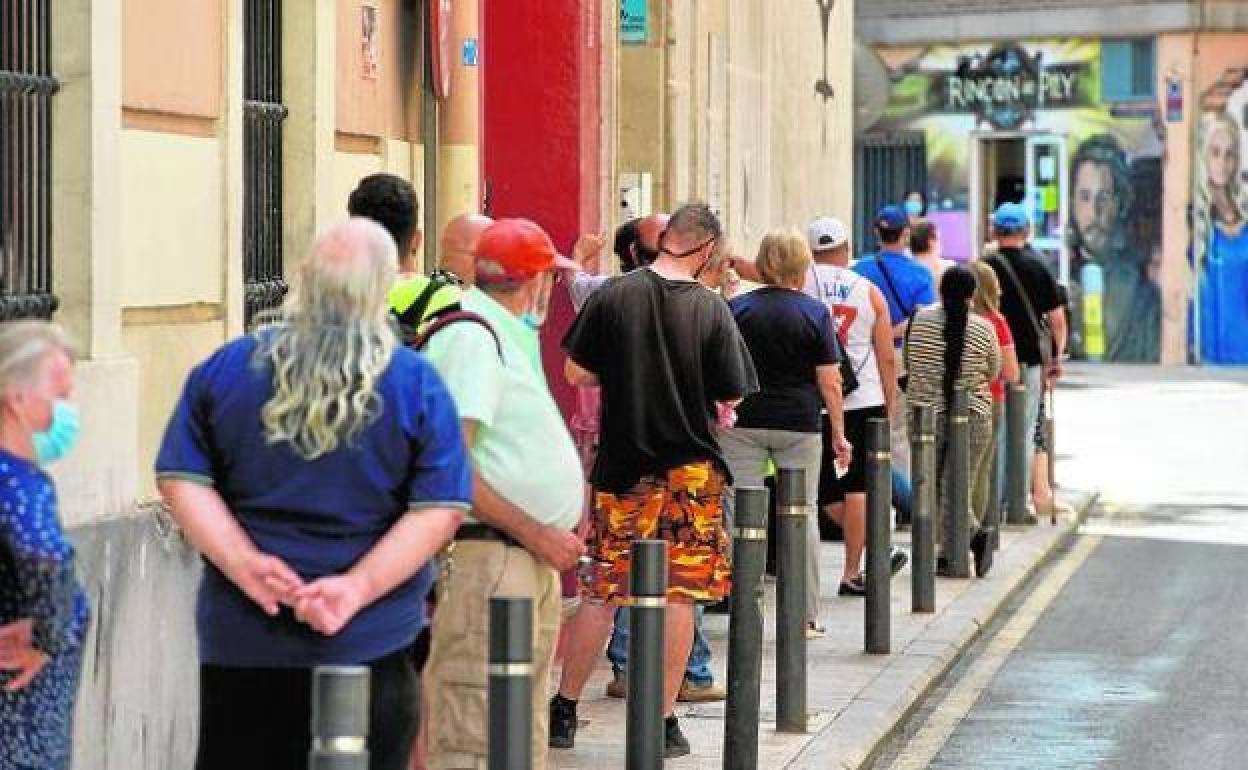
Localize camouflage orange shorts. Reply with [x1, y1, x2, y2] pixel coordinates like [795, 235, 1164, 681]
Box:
[581, 461, 732, 604]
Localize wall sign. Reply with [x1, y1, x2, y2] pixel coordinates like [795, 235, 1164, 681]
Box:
[926, 44, 1090, 129]
[620, 0, 648, 44]
[462, 37, 479, 67]
[429, 0, 452, 99]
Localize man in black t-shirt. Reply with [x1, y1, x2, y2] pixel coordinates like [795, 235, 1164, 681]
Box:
[984, 203, 1068, 518]
[549, 203, 757, 759]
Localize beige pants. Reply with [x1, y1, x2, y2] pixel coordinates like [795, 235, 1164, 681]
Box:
[425, 541, 561, 770]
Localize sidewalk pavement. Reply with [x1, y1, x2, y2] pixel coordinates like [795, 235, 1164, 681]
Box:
[551, 491, 1096, 769]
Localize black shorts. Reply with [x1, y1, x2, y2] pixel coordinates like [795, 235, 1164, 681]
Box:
[818, 405, 888, 506]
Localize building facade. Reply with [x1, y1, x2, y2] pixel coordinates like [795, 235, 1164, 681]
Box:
[858, 0, 1248, 365]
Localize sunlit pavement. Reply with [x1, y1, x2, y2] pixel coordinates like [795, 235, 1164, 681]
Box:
[882, 364, 1248, 770]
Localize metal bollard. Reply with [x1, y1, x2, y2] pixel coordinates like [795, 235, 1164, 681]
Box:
[865, 417, 891, 655]
[309, 666, 370, 770]
[944, 389, 972, 579]
[723, 486, 769, 770]
[910, 404, 937, 613]
[1005, 383, 1030, 525]
[775, 467, 808, 733]
[626, 539, 667, 770]
[489, 597, 532, 770]
[1045, 388, 1057, 525]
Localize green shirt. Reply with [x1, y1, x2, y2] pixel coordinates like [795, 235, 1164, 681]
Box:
[388, 273, 463, 342]
[423, 288, 584, 531]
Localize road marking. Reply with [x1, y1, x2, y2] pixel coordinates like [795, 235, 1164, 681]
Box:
[886, 534, 1103, 770]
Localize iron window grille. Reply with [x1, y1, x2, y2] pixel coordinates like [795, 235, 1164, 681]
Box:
[243, 0, 288, 325]
[0, 0, 59, 321]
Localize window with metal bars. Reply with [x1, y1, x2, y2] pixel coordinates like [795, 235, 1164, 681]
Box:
[243, 0, 287, 325]
[0, 0, 58, 321]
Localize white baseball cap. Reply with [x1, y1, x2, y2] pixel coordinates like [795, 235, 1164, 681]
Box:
[807, 217, 848, 252]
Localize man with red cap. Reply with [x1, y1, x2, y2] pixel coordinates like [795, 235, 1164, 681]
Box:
[421, 219, 587, 770]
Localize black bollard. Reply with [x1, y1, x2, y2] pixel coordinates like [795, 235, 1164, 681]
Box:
[627, 539, 667, 770]
[910, 404, 936, 613]
[1045, 387, 1057, 525]
[775, 467, 808, 733]
[723, 486, 769, 770]
[945, 388, 972, 579]
[1005, 383, 1030, 525]
[309, 666, 370, 770]
[865, 417, 891, 654]
[489, 597, 532, 770]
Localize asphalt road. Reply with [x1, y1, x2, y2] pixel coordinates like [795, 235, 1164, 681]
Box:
[879, 365, 1248, 770]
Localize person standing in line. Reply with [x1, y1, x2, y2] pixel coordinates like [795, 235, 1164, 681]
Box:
[983, 203, 1066, 521]
[720, 230, 850, 638]
[420, 219, 586, 770]
[550, 203, 757, 759]
[156, 220, 472, 770]
[910, 220, 955, 285]
[903, 190, 928, 227]
[801, 217, 909, 596]
[968, 260, 1020, 535]
[0, 322, 88, 770]
[903, 267, 1000, 577]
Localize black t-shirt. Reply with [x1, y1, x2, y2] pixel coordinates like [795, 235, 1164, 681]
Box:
[986, 247, 1061, 366]
[563, 269, 758, 492]
[729, 287, 840, 433]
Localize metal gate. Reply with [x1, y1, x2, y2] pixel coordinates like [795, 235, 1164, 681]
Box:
[243, 0, 287, 326]
[854, 132, 927, 255]
[0, 0, 58, 320]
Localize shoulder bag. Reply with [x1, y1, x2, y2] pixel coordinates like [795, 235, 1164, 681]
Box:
[992, 253, 1052, 370]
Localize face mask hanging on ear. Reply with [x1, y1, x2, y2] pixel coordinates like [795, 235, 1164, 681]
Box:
[32, 400, 81, 465]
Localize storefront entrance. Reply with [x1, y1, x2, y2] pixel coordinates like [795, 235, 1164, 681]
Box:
[971, 132, 1070, 283]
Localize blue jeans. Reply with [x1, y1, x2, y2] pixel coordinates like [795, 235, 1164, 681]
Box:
[606, 605, 714, 685]
[892, 467, 912, 521]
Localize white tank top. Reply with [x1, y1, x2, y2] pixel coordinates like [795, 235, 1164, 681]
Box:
[803, 264, 886, 410]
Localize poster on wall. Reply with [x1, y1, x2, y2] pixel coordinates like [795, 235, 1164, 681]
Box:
[360, 4, 380, 80]
[1194, 71, 1248, 364]
[874, 40, 1163, 362]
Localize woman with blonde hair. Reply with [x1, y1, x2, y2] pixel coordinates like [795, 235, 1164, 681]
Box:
[156, 219, 472, 770]
[0, 321, 87, 770]
[1194, 110, 1248, 363]
[968, 260, 1019, 537]
[722, 230, 850, 638]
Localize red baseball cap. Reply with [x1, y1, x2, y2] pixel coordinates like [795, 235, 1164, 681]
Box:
[474, 218, 579, 285]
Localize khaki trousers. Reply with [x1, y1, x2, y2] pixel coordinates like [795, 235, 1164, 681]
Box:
[425, 541, 561, 770]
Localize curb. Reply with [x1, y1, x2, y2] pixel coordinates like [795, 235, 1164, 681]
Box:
[789, 489, 1100, 769]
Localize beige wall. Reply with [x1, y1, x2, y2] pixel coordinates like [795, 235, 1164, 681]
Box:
[615, 0, 855, 257]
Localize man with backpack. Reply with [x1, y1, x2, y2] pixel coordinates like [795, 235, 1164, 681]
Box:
[420, 219, 587, 770]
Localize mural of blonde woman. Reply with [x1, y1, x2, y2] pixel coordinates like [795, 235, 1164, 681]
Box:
[1194, 109, 1248, 364]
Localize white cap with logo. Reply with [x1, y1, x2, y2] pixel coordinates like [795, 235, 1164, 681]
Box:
[807, 217, 849, 252]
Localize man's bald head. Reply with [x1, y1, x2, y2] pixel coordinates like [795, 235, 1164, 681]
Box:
[439, 214, 494, 284]
[291, 218, 397, 324]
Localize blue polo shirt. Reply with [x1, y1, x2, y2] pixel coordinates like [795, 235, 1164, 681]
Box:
[854, 250, 936, 326]
[155, 331, 472, 667]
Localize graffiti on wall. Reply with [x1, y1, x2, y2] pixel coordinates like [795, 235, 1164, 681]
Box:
[875, 40, 1163, 362]
[1194, 70, 1248, 364]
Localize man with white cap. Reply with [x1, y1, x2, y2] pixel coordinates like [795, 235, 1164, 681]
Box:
[803, 217, 906, 595]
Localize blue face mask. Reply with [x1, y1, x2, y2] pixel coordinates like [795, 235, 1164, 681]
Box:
[520, 312, 543, 331]
[32, 400, 81, 466]
[904, 199, 924, 217]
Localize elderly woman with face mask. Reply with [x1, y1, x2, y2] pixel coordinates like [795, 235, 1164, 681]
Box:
[0, 321, 88, 770]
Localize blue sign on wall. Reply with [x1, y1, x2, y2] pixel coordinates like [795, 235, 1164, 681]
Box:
[621, 0, 647, 44]
[462, 37, 479, 67]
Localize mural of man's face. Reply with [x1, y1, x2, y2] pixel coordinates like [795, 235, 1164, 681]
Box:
[1206, 124, 1239, 190]
[1073, 160, 1118, 258]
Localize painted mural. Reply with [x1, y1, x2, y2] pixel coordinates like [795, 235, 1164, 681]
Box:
[874, 40, 1163, 362]
[1194, 71, 1248, 364]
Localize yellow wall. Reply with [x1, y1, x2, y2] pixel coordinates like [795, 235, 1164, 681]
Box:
[120, 129, 225, 307]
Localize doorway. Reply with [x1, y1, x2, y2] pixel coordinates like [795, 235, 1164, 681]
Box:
[971, 133, 1069, 283]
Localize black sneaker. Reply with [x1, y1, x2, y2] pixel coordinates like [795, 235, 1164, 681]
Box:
[664, 715, 691, 759]
[935, 556, 952, 578]
[838, 576, 866, 597]
[971, 528, 994, 578]
[889, 547, 909, 576]
[549, 695, 577, 749]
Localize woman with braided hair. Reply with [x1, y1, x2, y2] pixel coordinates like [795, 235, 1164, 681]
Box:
[903, 266, 1000, 577]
